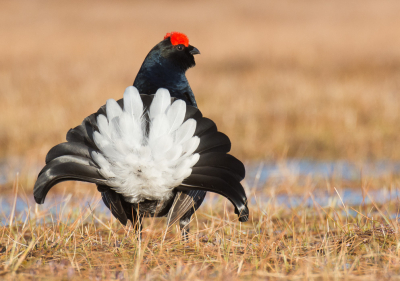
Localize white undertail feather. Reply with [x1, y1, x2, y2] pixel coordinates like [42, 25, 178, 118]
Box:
[91, 86, 200, 203]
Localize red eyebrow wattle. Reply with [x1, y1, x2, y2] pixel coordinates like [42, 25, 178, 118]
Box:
[164, 32, 189, 47]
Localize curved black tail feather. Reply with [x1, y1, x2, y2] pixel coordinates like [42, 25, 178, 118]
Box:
[34, 155, 106, 204]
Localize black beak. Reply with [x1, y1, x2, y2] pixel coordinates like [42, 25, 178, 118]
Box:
[189, 46, 200, 55]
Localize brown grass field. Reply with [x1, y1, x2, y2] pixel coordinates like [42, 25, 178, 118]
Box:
[1, 0, 400, 280]
[2, 175, 400, 280]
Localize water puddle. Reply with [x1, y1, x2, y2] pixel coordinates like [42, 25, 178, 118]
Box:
[1, 159, 400, 224]
[1, 186, 399, 225]
[0, 193, 108, 225]
[246, 160, 400, 187]
[252, 188, 400, 208]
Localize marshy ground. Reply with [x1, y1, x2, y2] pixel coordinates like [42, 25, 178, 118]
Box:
[2, 166, 400, 280]
[1, 0, 400, 280]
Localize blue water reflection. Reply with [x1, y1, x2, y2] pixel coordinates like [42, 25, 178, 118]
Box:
[246, 160, 400, 188]
[2, 160, 400, 225]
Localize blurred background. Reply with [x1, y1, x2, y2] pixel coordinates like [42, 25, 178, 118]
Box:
[1, 0, 400, 188]
[2, 2, 400, 277]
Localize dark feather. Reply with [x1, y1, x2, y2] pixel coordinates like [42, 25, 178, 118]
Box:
[65, 99, 117, 147]
[179, 175, 249, 222]
[66, 125, 90, 144]
[46, 142, 95, 163]
[66, 120, 96, 148]
[191, 166, 245, 199]
[196, 132, 231, 154]
[100, 188, 128, 225]
[166, 190, 206, 228]
[34, 155, 106, 204]
[184, 105, 203, 121]
[194, 118, 218, 137]
[194, 152, 246, 180]
[140, 94, 154, 112]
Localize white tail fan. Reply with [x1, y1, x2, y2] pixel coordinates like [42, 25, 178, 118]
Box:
[92, 86, 200, 203]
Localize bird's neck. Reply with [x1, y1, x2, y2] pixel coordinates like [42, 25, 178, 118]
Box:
[133, 54, 194, 105]
[133, 58, 188, 93]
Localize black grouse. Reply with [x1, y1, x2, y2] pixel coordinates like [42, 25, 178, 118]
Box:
[34, 32, 249, 238]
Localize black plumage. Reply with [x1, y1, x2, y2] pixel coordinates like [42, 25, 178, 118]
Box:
[133, 36, 199, 107]
[34, 32, 248, 238]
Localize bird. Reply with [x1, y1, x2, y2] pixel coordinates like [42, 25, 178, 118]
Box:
[33, 32, 249, 239]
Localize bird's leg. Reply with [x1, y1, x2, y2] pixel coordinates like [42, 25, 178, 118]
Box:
[179, 216, 191, 242]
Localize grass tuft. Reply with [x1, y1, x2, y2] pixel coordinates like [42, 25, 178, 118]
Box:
[1, 172, 400, 280]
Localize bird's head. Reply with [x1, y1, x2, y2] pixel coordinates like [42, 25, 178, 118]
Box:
[134, 32, 200, 105]
[156, 32, 200, 71]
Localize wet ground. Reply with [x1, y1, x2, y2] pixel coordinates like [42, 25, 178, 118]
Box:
[246, 160, 400, 187]
[1, 159, 400, 225]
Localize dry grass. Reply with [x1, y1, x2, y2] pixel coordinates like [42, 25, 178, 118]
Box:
[1, 173, 400, 280]
[2, 0, 400, 280]
[1, 0, 400, 161]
